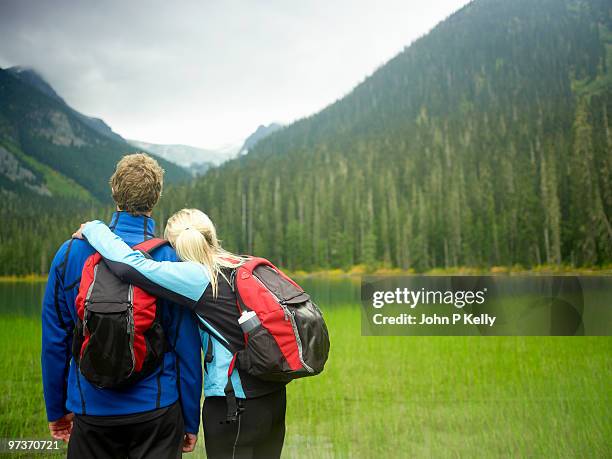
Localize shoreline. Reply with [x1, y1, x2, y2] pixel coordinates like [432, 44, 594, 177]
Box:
[0, 274, 49, 283]
[2, 264, 610, 283]
[287, 264, 612, 278]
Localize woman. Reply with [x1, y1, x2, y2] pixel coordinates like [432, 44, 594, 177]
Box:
[74, 209, 287, 459]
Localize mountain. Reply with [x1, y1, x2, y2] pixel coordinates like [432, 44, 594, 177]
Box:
[128, 139, 237, 174]
[0, 67, 190, 201]
[238, 123, 283, 155]
[129, 123, 281, 175]
[6, 66, 64, 103]
[7, 67, 126, 144]
[160, 0, 612, 271]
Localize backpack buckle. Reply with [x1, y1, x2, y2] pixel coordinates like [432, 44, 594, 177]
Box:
[223, 362, 244, 423]
[224, 399, 245, 423]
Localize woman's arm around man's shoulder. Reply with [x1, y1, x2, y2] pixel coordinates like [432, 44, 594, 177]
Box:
[79, 220, 210, 308]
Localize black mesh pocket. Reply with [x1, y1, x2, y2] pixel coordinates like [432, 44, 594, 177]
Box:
[140, 321, 166, 375]
[237, 324, 292, 382]
[79, 303, 134, 389]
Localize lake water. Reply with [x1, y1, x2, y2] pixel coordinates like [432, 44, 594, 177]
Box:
[0, 276, 609, 454]
[0, 277, 361, 317]
[1, 276, 609, 336]
[0, 281, 48, 316]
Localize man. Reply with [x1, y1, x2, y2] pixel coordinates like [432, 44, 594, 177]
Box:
[41, 153, 201, 458]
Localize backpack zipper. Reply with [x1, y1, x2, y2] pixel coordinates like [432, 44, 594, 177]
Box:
[252, 272, 314, 373]
[126, 285, 136, 378]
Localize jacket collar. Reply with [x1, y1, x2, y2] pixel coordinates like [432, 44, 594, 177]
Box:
[108, 211, 156, 239]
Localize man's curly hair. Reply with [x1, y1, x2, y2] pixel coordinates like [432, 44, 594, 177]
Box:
[110, 153, 164, 215]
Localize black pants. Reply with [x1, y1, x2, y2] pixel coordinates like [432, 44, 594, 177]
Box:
[202, 388, 286, 459]
[67, 402, 184, 459]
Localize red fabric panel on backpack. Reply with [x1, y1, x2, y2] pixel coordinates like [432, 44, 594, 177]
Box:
[242, 257, 304, 291]
[75, 253, 102, 319]
[80, 335, 90, 359]
[242, 257, 305, 294]
[235, 260, 302, 371]
[132, 238, 168, 253]
[260, 308, 301, 370]
[76, 253, 100, 359]
[131, 286, 157, 372]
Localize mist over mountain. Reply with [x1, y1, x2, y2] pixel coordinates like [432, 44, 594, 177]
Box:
[161, 0, 612, 270]
[129, 123, 283, 175]
[128, 139, 238, 175]
[6, 67, 64, 103]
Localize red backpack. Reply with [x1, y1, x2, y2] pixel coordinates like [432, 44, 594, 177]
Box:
[72, 238, 169, 389]
[227, 257, 330, 395]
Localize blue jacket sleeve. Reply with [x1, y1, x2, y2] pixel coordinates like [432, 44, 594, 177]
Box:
[41, 242, 75, 422]
[170, 305, 202, 434]
[82, 220, 210, 306]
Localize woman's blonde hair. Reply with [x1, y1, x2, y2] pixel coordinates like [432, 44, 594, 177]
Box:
[164, 208, 244, 297]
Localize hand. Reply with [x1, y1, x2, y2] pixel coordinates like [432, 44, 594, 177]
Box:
[48, 413, 74, 443]
[72, 222, 90, 240]
[182, 433, 197, 453]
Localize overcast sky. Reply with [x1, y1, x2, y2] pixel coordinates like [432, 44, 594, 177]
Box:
[0, 0, 469, 149]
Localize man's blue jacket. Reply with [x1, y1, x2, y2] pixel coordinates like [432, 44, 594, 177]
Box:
[41, 211, 202, 434]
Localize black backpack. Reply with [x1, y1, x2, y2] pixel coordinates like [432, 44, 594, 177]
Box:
[72, 238, 169, 388]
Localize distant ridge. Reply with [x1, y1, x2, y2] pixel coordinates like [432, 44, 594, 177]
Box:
[238, 123, 283, 155]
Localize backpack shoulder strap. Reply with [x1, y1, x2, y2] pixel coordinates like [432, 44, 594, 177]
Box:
[133, 237, 169, 254]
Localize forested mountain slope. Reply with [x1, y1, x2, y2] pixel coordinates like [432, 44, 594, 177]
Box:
[0, 67, 191, 274]
[161, 0, 611, 271]
[0, 67, 189, 201]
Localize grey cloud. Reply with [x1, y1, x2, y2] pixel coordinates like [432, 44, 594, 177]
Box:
[0, 0, 469, 147]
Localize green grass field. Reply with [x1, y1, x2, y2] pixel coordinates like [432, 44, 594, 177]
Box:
[0, 309, 610, 458]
